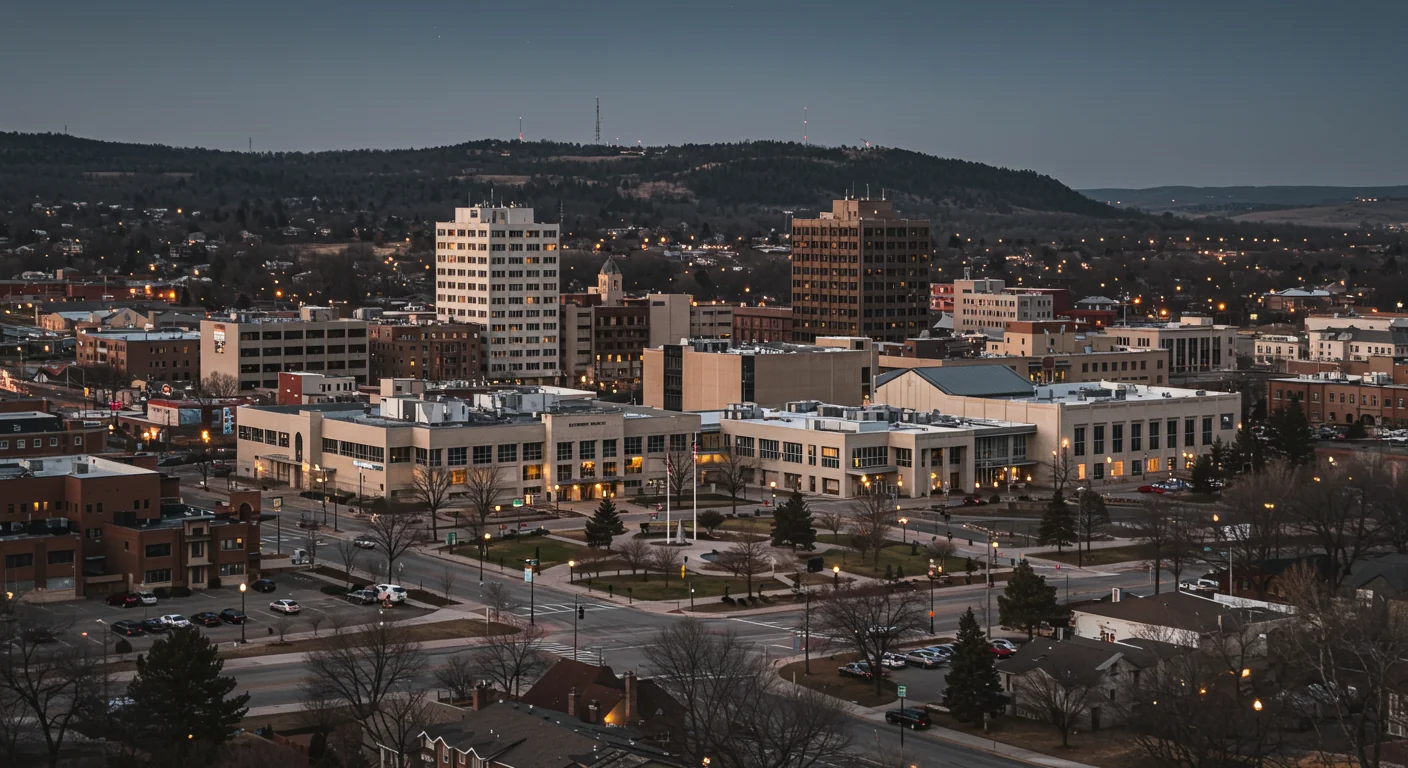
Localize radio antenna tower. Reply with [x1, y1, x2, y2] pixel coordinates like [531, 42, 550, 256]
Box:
[595, 98, 601, 144]
[803, 107, 808, 145]
[518, 117, 523, 142]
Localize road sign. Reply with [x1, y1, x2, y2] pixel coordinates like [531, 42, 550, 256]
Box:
[897, 685, 907, 698]
[512, 498, 525, 507]
[272, 497, 283, 512]
[446, 532, 457, 546]
[523, 567, 534, 583]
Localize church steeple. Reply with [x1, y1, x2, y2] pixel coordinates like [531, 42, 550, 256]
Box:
[597, 258, 623, 305]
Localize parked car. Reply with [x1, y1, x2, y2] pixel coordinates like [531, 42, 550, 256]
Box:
[838, 662, 878, 680]
[269, 599, 300, 614]
[345, 589, 378, 605]
[373, 584, 408, 603]
[140, 618, 169, 634]
[159, 614, 191, 629]
[885, 708, 932, 730]
[1137, 484, 1167, 494]
[191, 612, 223, 627]
[988, 639, 1018, 657]
[880, 652, 908, 670]
[211, 461, 233, 477]
[923, 644, 954, 659]
[105, 592, 140, 608]
[353, 535, 377, 549]
[136, 591, 158, 606]
[251, 578, 277, 593]
[156, 453, 189, 467]
[526, 526, 551, 537]
[219, 609, 247, 624]
[22, 626, 58, 644]
[961, 495, 987, 506]
[904, 649, 946, 669]
[110, 620, 144, 637]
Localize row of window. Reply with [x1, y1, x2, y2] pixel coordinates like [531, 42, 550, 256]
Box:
[0, 436, 81, 450]
[1071, 415, 1234, 455]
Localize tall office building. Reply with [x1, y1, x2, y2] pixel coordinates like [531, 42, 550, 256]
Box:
[434, 204, 561, 383]
[791, 199, 931, 343]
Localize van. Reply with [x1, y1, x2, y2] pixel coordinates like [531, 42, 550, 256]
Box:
[290, 548, 313, 565]
[374, 584, 408, 603]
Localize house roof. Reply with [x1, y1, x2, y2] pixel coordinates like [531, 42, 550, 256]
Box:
[996, 635, 1166, 685]
[416, 700, 678, 768]
[520, 659, 682, 734]
[1072, 591, 1281, 635]
[599, 258, 622, 275]
[1344, 553, 1408, 594]
[874, 364, 1036, 398]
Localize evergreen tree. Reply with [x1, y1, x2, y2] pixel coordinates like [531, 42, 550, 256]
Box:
[584, 495, 624, 547]
[1191, 455, 1218, 494]
[1269, 399, 1314, 467]
[769, 491, 816, 549]
[125, 627, 248, 758]
[1229, 419, 1265, 474]
[998, 560, 1059, 639]
[1038, 492, 1076, 552]
[941, 608, 1006, 726]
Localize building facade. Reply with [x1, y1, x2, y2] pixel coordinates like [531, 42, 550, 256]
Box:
[732, 305, 794, 344]
[643, 340, 872, 412]
[433, 204, 561, 382]
[951, 279, 1056, 335]
[369, 322, 483, 382]
[235, 385, 700, 503]
[559, 261, 649, 394]
[76, 329, 200, 384]
[791, 199, 931, 343]
[200, 307, 370, 391]
[1269, 372, 1408, 428]
[1108, 317, 1237, 375]
[0, 412, 107, 460]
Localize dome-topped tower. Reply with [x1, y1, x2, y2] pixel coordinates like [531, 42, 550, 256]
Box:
[597, 258, 623, 305]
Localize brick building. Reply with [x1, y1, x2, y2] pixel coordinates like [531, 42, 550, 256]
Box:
[1269, 372, 1408, 428]
[732, 305, 794, 344]
[0, 411, 107, 460]
[368, 322, 483, 382]
[75, 329, 200, 384]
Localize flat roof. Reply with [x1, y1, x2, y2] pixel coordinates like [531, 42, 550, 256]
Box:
[720, 404, 1034, 436]
[0, 454, 156, 480]
[80, 330, 199, 341]
[1015, 381, 1237, 404]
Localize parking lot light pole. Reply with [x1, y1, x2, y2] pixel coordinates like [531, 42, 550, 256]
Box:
[480, 533, 490, 583]
[239, 583, 247, 644]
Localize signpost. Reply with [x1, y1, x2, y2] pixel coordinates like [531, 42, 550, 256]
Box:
[446, 532, 457, 546]
[897, 685, 908, 747]
[526, 553, 540, 625]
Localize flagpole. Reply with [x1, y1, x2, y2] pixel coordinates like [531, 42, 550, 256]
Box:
[665, 454, 671, 543]
[692, 435, 698, 543]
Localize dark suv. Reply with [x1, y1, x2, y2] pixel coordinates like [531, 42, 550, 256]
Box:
[884, 708, 931, 730]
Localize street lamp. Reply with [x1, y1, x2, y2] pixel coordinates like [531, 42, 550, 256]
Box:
[238, 582, 248, 644]
[927, 559, 941, 634]
[553, 484, 560, 511]
[987, 539, 999, 636]
[899, 517, 909, 543]
[480, 533, 491, 583]
[568, 559, 576, 584]
[832, 564, 840, 590]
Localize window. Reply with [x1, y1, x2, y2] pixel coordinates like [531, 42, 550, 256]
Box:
[46, 550, 74, 564]
[1168, 420, 1178, 449]
[851, 445, 888, 469]
[1147, 457, 1160, 473]
[624, 456, 643, 475]
[821, 446, 840, 468]
[783, 442, 803, 463]
[1093, 425, 1105, 455]
[808, 445, 817, 465]
[603, 461, 617, 477]
[1131, 423, 1142, 452]
[624, 436, 642, 455]
[760, 439, 780, 460]
[647, 435, 665, 454]
[1077, 463, 1086, 480]
[522, 464, 543, 481]
[390, 447, 412, 463]
[473, 446, 493, 465]
[1184, 418, 1196, 448]
[1131, 458, 1144, 476]
[557, 441, 574, 461]
[894, 447, 913, 467]
[557, 464, 572, 481]
[578, 441, 596, 460]
[448, 447, 468, 466]
[1093, 462, 1105, 480]
[1149, 420, 1160, 450]
[602, 439, 617, 458]
[144, 569, 172, 584]
[145, 543, 171, 558]
[221, 538, 244, 551]
[735, 436, 755, 457]
[670, 433, 689, 452]
[1202, 416, 1213, 446]
[218, 563, 246, 577]
[1073, 427, 1086, 456]
[1112, 424, 1123, 454]
[579, 461, 596, 478]
[495, 444, 517, 464]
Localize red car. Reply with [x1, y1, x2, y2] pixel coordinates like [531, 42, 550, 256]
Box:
[961, 496, 987, 506]
[988, 639, 1018, 657]
[105, 592, 140, 608]
[1137, 485, 1167, 494]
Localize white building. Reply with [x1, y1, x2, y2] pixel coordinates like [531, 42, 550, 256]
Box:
[434, 204, 561, 383]
[951, 278, 1055, 335]
[1108, 316, 1237, 374]
[1252, 333, 1304, 368]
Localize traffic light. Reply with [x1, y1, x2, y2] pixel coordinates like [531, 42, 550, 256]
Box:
[577, 606, 585, 620]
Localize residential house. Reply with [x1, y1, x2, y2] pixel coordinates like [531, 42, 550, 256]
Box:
[996, 634, 1181, 731]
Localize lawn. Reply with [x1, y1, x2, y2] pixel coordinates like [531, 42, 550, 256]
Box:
[778, 655, 898, 708]
[719, 516, 773, 534]
[1030, 543, 1155, 566]
[452, 537, 586, 570]
[928, 712, 1141, 768]
[576, 573, 759, 602]
[222, 618, 517, 659]
[818, 535, 970, 580]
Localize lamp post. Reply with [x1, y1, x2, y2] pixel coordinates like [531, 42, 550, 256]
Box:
[480, 533, 490, 583]
[568, 559, 576, 584]
[899, 516, 909, 544]
[553, 484, 560, 512]
[928, 559, 940, 634]
[832, 564, 840, 591]
[987, 539, 999, 636]
[770, 480, 776, 507]
[316, 465, 328, 524]
[238, 582, 247, 644]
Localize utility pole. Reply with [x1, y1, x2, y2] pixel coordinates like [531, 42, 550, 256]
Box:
[595, 97, 600, 144]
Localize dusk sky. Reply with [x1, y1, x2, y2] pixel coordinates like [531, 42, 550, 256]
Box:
[1, 1, 1402, 190]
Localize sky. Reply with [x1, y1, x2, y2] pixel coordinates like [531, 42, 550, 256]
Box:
[0, 0, 1403, 190]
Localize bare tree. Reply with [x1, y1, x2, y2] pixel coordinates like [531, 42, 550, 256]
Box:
[273, 614, 293, 642]
[1011, 667, 1097, 748]
[814, 589, 927, 697]
[367, 511, 423, 583]
[463, 466, 506, 540]
[437, 566, 458, 600]
[847, 490, 892, 569]
[1219, 466, 1292, 599]
[649, 545, 683, 588]
[196, 372, 241, 399]
[645, 619, 852, 768]
[616, 537, 653, 576]
[711, 451, 751, 516]
[816, 509, 846, 547]
[0, 609, 98, 768]
[667, 448, 695, 500]
[715, 538, 771, 596]
[467, 619, 549, 698]
[334, 539, 363, 590]
[302, 622, 428, 765]
[1132, 499, 1172, 594]
[1290, 461, 1382, 590]
[1074, 487, 1110, 558]
[302, 530, 320, 569]
[1165, 504, 1207, 588]
[433, 656, 480, 701]
[925, 537, 958, 565]
[408, 465, 454, 541]
[1047, 443, 1075, 499]
[306, 611, 326, 637]
[369, 691, 435, 768]
[483, 582, 515, 622]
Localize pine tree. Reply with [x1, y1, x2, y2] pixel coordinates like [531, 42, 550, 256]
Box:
[1038, 492, 1076, 552]
[942, 608, 1006, 726]
[769, 491, 816, 549]
[1191, 455, 1218, 494]
[125, 627, 248, 758]
[584, 496, 624, 547]
[1229, 419, 1265, 474]
[1275, 399, 1314, 467]
[998, 560, 1059, 639]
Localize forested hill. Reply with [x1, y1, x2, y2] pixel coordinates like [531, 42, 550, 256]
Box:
[0, 133, 1115, 226]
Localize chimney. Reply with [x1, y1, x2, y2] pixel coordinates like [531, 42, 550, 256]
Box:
[567, 687, 580, 719]
[623, 671, 638, 724]
[471, 684, 488, 711]
[1111, 587, 1122, 603]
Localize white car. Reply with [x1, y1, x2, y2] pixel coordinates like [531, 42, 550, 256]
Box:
[269, 599, 301, 614]
[158, 614, 190, 629]
[374, 584, 408, 603]
[136, 591, 158, 606]
[880, 652, 908, 670]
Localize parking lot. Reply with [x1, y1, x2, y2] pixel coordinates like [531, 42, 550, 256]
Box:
[18, 570, 432, 654]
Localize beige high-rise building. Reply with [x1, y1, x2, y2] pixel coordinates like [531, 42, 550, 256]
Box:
[643, 340, 871, 411]
[791, 199, 931, 343]
[200, 307, 369, 392]
[434, 204, 561, 383]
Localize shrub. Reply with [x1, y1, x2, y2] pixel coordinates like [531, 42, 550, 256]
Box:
[114, 638, 133, 655]
[989, 494, 1001, 504]
[721, 595, 736, 605]
[171, 586, 193, 598]
[153, 587, 171, 599]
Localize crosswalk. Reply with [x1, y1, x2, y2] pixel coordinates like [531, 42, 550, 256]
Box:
[512, 602, 621, 618]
